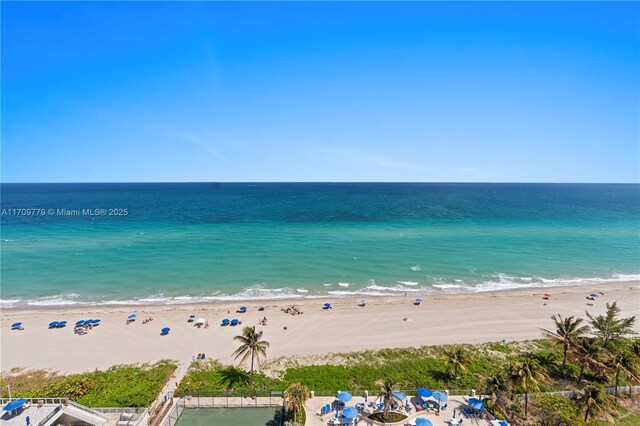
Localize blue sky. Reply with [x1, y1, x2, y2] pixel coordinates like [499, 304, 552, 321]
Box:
[2, 1, 639, 183]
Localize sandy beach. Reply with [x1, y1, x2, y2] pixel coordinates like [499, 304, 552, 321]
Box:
[1, 282, 639, 374]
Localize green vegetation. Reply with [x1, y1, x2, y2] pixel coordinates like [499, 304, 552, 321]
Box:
[0, 361, 176, 407]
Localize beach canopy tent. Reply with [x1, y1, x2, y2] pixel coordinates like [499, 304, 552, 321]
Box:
[392, 391, 406, 401]
[161, 327, 170, 335]
[336, 392, 352, 403]
[415, 418, 433, 426]
[128, 314, 137, 319]
[342, 407, 358, 418]
[11, 322, 22, 329]
[75, 320, 85, 326]
[3, 398, 27, 413]
[48, 321, 59, 328]
[431, 391, 448, 402]
[324, 303, 332, 309]
[416, 388, 433, 398]
[57, 321, 67, 328]
[468, 398, 485, 410]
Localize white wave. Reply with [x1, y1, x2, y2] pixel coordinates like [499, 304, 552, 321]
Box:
[432, 284, 464, 289]
[28, 298, 80, 306]
[397, 281, 418, 286]
[366, 284, 420, 293]
[322, 283, 333, 287]
[0, 299, 21, 308]
[296, 288, 309, 293]
[338, 282, 350, 287]
[410, 265, 421, 271]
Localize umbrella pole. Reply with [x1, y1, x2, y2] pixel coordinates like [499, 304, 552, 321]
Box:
[6, 384, 11, 401]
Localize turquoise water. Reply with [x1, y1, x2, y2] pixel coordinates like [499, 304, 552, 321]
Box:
[1, 183, 638, 307]
[175, 408, 282, 426]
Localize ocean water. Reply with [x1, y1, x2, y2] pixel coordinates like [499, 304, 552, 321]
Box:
[1, 183, 638, 308]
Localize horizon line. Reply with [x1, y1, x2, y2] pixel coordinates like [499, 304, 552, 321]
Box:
[1, 181, 639, 185]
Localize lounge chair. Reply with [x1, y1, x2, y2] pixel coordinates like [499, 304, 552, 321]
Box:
[462, 408, 474, 417]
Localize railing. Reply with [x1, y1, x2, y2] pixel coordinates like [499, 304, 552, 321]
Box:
[67, 399, 109, 419]
[36, 404, 62, 426]
[92, 407, 147, 414]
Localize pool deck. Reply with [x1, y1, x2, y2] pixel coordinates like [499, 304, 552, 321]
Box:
[304, 395, 495, 426]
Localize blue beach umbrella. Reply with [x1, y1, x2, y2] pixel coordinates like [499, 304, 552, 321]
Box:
[161, 327, 170, 335]
[128, 314, 137, 319]
[392, 391, 406, 401]
[57, 321, 67, 327]
[468, 398, 485, 410]
[221, 319, 230, 326]
[91, 319, 101, 324]
[336, 391, 352, 403]
[189, 314, 196, 319]
[3, 398, 27, 412]
[415, 298, 423, 304]
[342, 407, 358, 418]
[239, 306, 247, 311]
[431, 391, 448, 402]
[415, 418, 433, 426]
[416, 388, 432, 398]
[75, 320, 85, 326]
[48, 321, 59, 328]
[590, 293, 599, 298]
[11, 322, 22, 329]
[324, 303, 332, 309]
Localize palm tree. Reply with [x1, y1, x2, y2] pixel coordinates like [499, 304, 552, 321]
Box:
[506, 356, 549, 421]
[570, 337, 604, 383]
[443, 346, 468, 380]
[586, 302, 636, 348]
[284, 383, 310, 424]
[232, 326, 270, 373]
[540, 314, 590, 373]
[575, 385, 615, 423]
[375, 379, 398, 417]
[607, 349, 640, 404]
[483, 374, 508, 413]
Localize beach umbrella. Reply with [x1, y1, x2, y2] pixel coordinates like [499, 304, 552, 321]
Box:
[416, 388, 432, 398]
[336, 391, 352, 403]
[75, 320, 85, 326]
[48, 321, 59, 328]
[189, 314, 196, 319]
[415, 418, 433, 426]
[590, 293, 599, 298]
[468, 398, 485, 410]
[324, 303, 332, 309]
[342, 407, 358, 418]
[3, 398, 27, 412]
[57, 321, 67, 327]
[392, 391, 406, 402]
[128, 314, 137, 319]
[195, 318, 206, 324]
[161, 327, 170, 335]
[91, 319, 101, 324]
[431, 391, 447, 402]
[11, 322, 22, 329]
[415, 298, 423, 303]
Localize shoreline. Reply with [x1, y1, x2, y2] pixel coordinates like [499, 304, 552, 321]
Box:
[1, 280, 638, 374]
[2, 276, 638, 312]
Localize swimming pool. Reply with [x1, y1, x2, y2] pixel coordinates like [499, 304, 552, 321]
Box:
[175, 407, 283, 426]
